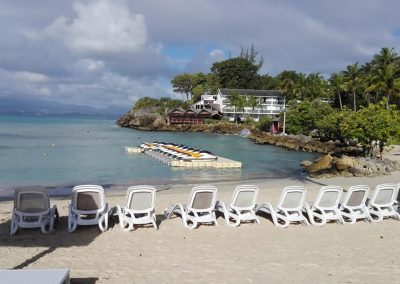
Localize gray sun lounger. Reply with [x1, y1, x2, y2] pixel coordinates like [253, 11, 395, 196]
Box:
[0, 269, 70, 284]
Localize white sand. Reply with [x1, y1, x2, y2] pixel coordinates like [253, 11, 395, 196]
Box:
[1, 147, 400, 283]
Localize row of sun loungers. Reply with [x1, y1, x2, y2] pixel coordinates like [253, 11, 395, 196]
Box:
[8, 183, 400, 234]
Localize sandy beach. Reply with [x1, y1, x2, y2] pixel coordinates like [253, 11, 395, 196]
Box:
[1, 148, 400, 284]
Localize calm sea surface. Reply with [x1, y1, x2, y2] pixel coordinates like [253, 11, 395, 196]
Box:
[0, 114, 317, 192]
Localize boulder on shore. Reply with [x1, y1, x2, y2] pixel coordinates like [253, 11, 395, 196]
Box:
[334, 155, 357, 170]
[306, 154, 334, 173]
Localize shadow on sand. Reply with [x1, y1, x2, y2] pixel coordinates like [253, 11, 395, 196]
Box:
[0, 215, 118, 283]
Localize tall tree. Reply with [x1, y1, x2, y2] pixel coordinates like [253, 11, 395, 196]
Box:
[206, 73, 220, 95]
[295, 73, 307, 101]
[239, 44, 264, 71]
[372, 47, 400, 68]
[305, 73, 328, 100]
[277, 71, 299, 101]
[171, 73, 194, 101]
[329, 73, 346, 109]
[229, 92, 246, 123]
[260, 74, 279, 89]
[211, 57, 261, 89]
[369, 47, 400, 109]
[343, 63, 361, 111]
[367, 64, 400, 109]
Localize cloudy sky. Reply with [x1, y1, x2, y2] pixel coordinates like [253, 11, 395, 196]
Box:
[1, 0, 399, 113]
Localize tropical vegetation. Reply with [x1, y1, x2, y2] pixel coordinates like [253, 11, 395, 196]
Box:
[130, 46, 400, 152]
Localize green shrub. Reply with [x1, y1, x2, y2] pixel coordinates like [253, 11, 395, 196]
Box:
[256, 116, 273, 131]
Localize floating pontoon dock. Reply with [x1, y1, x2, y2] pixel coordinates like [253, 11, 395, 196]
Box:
[125, 142, 241, 168]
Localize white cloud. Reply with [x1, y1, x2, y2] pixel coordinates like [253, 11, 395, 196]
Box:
[45, 0, 147, 54]
[209, 49, 225, 61]
[0, 68, 52, 97]
[14, 71, 49, 83]
[75, 59, 105, 72]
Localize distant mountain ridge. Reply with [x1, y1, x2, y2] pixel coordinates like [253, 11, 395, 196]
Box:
[0, 96, 128, 117]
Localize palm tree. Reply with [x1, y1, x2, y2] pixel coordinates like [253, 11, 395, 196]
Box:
[329, 73, 346, 109]
[306, 72, 327, 100]
[360, 72, 375, 106]
[246, 96, 261, 120]
[277, 71, 298, 101]
[229, 92, 246, 123]
[343, 63, 361, 111]
[295, 73, 307, 100]
[369, 47, 400, 109]
[366, 64, 400, 109]
[372, 47, 400, 68]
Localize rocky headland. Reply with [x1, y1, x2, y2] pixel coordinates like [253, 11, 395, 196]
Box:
[117, 110, 400, 178]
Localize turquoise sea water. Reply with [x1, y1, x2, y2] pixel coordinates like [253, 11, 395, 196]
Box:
[0, 114, 317, 192]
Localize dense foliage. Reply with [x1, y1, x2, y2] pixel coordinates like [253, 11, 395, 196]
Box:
[168, 45, 400, 149]
[133, 97, 188, 114]
[171, 47, 400, 110]
[284, 100, 400, 153]
[284, 100, 333, 136]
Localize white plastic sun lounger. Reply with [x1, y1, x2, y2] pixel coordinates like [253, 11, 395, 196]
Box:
[0, 269, 70, 284]
[116, 185, 157, 231]
[367, 183, 400, 222]
[10, 188, 59, 235]
[339, 185, 371, 224]
[256, 186, 308, 228]
[303, 185, 344, 226]
[164, 185, 218, 229]
[215, 185, 260, 227]
[68, 185, 109, 233]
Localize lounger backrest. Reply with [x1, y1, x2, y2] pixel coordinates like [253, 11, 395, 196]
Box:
[15, 188, 49, 213]
[231, 185, 259, 210]
[72, 185, 105, 211]
[278, 186, 307, 211]
[315, 185, 343, 210]
[397, 183, 400, 203]
[188, 185, 217, 211]
[370, 183, 397, 206]
[342, 185, 369, 208]
[126, 185, 156, 210]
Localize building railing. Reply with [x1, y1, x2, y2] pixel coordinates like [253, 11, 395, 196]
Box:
[223, 109, 281, 115]
[222, 107, 283, 115]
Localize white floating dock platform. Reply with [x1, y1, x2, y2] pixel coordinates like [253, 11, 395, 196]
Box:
[126, 142, 242, 168]
[170, 156, 241, 168]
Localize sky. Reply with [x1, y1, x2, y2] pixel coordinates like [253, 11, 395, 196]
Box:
[0, 0, 400, 113]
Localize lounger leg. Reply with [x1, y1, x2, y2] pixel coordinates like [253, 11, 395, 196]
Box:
[164, 204, 180, 220]
[10, 212, 18, 235]
[301, 213, 309, 226]
[98, 208, 109, 232]
[368, 207, 383, 223]
[151, 213, 157, 230]
[213, 211, 218, 227]
[341, 210, 356, 224]
[257, 203, 289, 228]
[215, 201, 230, 225]
[303, 204, 326, 226]
[334, 209, 345, 224]
[229, 212, 241, 227]
[68, 206, 78, 233]
[185, 214, 198, 229]
[40, 216, 50, 234]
